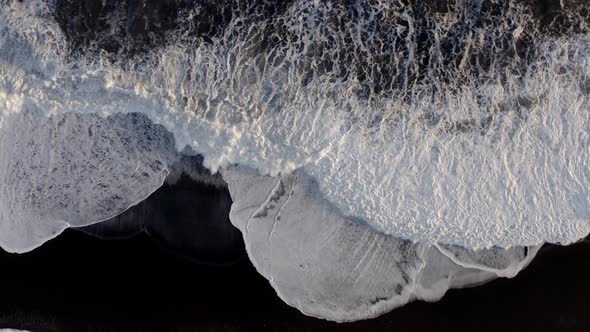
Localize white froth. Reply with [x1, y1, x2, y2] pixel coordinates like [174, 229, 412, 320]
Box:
[0, 108, 175, 253]
[223, 165, 539, 321]
[0, 0, 589, 250]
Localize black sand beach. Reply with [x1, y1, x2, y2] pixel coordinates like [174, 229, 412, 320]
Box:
[1, 1, 588, 331]
[0, 229, 588, 332]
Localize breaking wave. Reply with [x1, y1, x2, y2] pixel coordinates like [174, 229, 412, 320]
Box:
[0, 0, 588, 321]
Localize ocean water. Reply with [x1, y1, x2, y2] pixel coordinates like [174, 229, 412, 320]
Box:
[0, 0, 588, 322]
[1, 0, 589, 250]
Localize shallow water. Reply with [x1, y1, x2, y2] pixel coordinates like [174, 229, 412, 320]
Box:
[1, 0, 588, 250]
[0, 0, 588, 323]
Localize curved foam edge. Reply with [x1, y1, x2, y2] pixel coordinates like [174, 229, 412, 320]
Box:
[0, 106, 567, 321]
[1, 0, 588, 249]
[435, 243, 542, 278]
[77, 156, 244, 265]
[0, 2, 583, 317]
[0, 108, 176, 253]
[222, 165, 542, 322]
[76, 153, 230, 241]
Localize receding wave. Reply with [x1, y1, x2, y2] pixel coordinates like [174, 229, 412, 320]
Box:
[2, 0, 588, 249]
[0, 0, 588, 321]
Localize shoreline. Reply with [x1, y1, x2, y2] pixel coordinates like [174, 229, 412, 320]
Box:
[0, 229, 588, 332]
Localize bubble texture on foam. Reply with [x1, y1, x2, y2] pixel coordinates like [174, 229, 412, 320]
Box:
[0, 0, 589, 249]
[223, 165, 540, 321]
[0, 108, 175, 253]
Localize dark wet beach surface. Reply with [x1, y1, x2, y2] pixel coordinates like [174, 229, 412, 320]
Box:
[0, 170, 588, 332]
[0, 227, 588, 332]
[1, 1, 589, 331]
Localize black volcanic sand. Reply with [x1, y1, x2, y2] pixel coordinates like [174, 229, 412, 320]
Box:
[0, 229, 588, 332]
[80, 168, 244, 265]
[2, 1, 589, 331]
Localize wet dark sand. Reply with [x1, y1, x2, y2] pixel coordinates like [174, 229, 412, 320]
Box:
[1, 1, 588, 331]
[0, 229, 588, 332]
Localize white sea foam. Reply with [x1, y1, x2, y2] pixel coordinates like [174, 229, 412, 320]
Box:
[223, 165, 540, 321]
[0, 0, 588, 252]
[0, 108, 176, 252]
